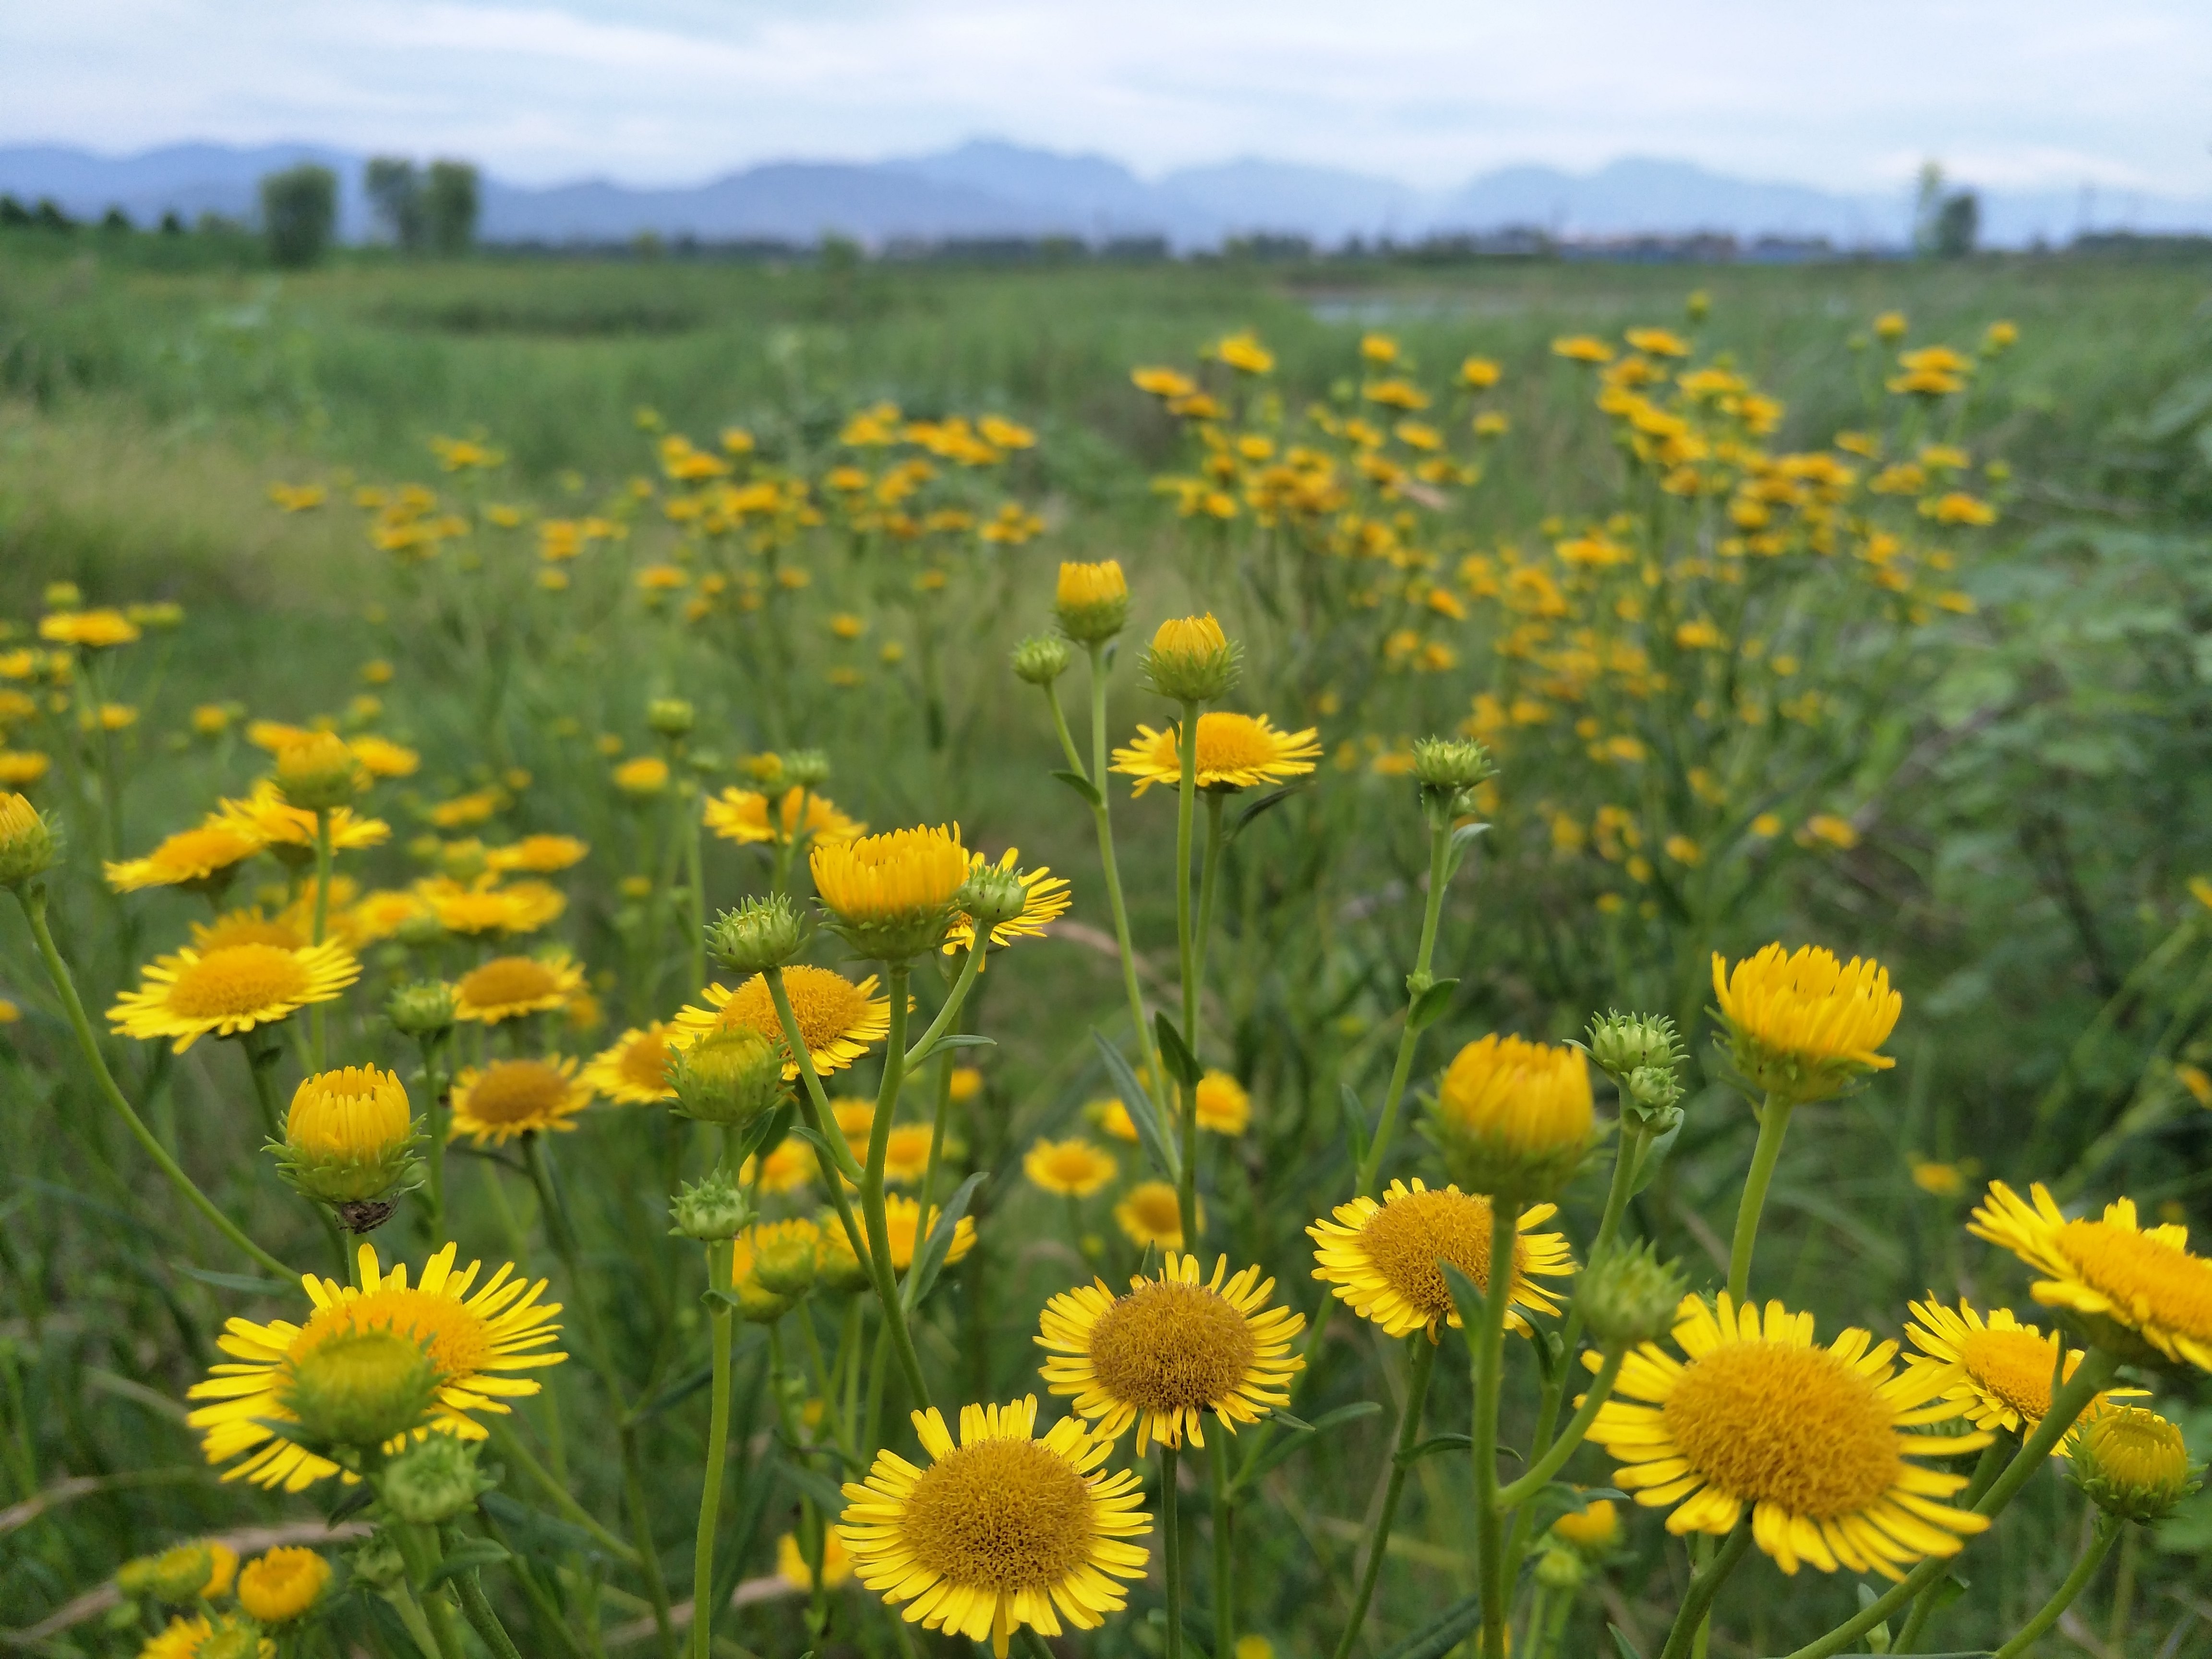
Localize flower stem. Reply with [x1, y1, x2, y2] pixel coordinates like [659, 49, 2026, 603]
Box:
[441, 1522, 527, 1659]
[1208, 1430, 1236, 1659]
[856, 963, 931, 1413]
[1333, 1334, 1437, 1659]
[1495, 1344, 1625, 1509]
[1658, 1523, 1754, 1659]
[393, 1522, 470, 1659]
[1082, 641, 1168, 1111]
[1472, 1201, 1517, 1659]
[1993, 1516, 2120, 1659]
[310, 808, 333, 1070]
[1726, 1092, 1791, 1303]
[1173, 698, 1202, 1247]
[1161, 1439, 1185, 1659]
[1892, 1436, 2008, 1652]
[688, 1241, 735, 1659]
[1356, 812, 1455, 1195]
[14, 884, 294, 1278]
[683, 790, 707, 997]
[419, 1032, 447, 1241]
[763, 967, 876, 1281]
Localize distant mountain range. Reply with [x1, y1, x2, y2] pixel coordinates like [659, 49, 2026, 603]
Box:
[3, 138, 2207, 252]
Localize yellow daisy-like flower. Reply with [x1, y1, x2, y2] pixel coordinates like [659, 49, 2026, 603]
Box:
[485, 834, 589, 874]
[777, 1528, 852, 1591]
[885, 1194, 975, 1272]
[1308, 1179, 1574, 1340]
[108, 939, 360, 1052]
[1587, 1292, 1990, 1579]
[703, 785, 865, 848]
[1433, 1033, 1594, 1198]
[837, 1395, 1150, 1658]
[944, 846, 1071, 960]
[1712, 942, 1901, 1099]
[213, 782, 390, 857]
[1902, 1296, 2141, 1447]
[1025, 1137, 1118, 1198]
[671, 966, 891, 1079]
[1968, 1181, 2212, 1372]
[139, 1615, 272, 1659]
[237, 1546, 331, 1623]
[811, 823, 969, 943]
[740, 1137, 816, 1194]
[1038, 1252, 1305, 1454]
[348, 735, 420, 780]
[1193, 1070, 1250, 1134]
[419, 877, 565, 937]
[190, 908, 306, 953]
[1114, 1180, 1194, 1249]
[452, 951, 584, 1024]
[184, 1240, 564, 1492]
[346, 888, 429, 945]
[105, 824, 266, 893]
[41, 608, 142, 649]
[883, 1124, 940, 1186]
[1111, 711, 1322, 797]
[581, 1022, 677, 1105]
[448, 1057, 593, 1145]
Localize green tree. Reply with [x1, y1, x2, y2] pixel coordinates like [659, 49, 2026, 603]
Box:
[260, 163, 337, 268]
[423, 160, 480, 255]
[365, 156, 424, 250]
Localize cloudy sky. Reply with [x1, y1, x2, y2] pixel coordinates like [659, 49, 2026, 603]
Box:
[6, 0, 2210, 195]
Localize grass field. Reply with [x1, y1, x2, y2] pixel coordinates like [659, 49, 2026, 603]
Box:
[2, 236, 2211, 1659]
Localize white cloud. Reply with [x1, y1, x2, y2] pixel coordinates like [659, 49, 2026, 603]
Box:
[3, 0, 2209, 195]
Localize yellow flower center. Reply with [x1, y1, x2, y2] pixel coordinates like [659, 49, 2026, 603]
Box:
[458, 957, 560, 1009]
[719, 967, 870, 1051]
[1190, 713, 1280, 775]
[2057, 1221, 2212, 1338]
[289, 1284, 491, 1379]
[237, 1547, 327, 1623]
[1358, 1188, 1520, 1321]
[1044, 1146, 1103, 1183]
[166, 945, 310, 1020]
[898, 1437, 1095, 1591]
[464, 1060, 572, 1125]
[1122, 1184, 1184, 1238]
[1085, 1281, 1257, 1415]
[1663, 1341, 1899, 1518]
[1953, 1327, 2067, 1420]
[619, 1031, 673, 1090]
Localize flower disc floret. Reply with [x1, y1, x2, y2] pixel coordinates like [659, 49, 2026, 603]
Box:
[108, 939, 360, 1052]
[1588, 1292, 1989, 1579]
[1310, 1179, 1574, 1339]
[1712, 943, 1900, 1102]
[837, 1396, 1150, 1658]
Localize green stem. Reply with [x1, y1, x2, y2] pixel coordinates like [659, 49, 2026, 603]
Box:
[1332, 1335, 1437, 1659]
[442, 1524, 526, 1659]
[1658, 1523, 1754, 1659]
[420, 1033, 447, 1241]
[1993, 1516, 2120, 1659]
[1472, 1201, 1516, 1659]
[393, 1523, 469, 1659]
[620, 1423, 679, 1659]
[14, 885, 294, 1278]
[1084, 641, 1167, 1111]
[1042, 679, 1085, 778]
[1208, 1430, 1235, 1659]
[684, 790, 707, 997]
[484, 1421, 642, 1567]
[1775, 1347, 2123, 1659]
[1192, 792, 1226, 1016]
[857, 963, 931, 1412]
[1726, 1093, 1791, 1303]
[310, 810, 332, 1070]
[1496, 1344, 1625, 1509]
[1892, 1436, 2008, 1652]
[900, 1039, 960, 1315]
[763, 968, 875, 1280]
[689, 1246, 735, 1659]
[1355, 813, 1455, 1195]
[1161, 1440, 1185, 1659]
[1172, 700, 1202, 1247]
[901, 944, 983, 1074]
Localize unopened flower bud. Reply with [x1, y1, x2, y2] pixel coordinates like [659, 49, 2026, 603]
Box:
[1011, 633, 1073, 686]
[395, 912, 448, 951]
[1431, 1034, 1594, 1202]
[707, 894, 805, 975]
[669, 1030, 788, 1127]
[0, 793, 58, 888]
[2073, 1407, 2202, 1523]
[144, 1543, 220, 1605]
[1584, 1010, 1686, 1081]
[955, 862, 1030, 932]
[347, 1534, 409, 1591]
[1577, 1243, 1689, 1348]
[647, 697, 696, 737]
[281, 1328, 440, 1449]
[749, 1220, 820, 1298]
[379, 1431, 491, 1525]
[269, 1064, 423, 1205]
[781, 749, 831, 791]
[439, 839, 489, 882]
[195, 1621, 263, 1659]
[386, 980, 457, 1038]
[1533, 1547, 1586, 1591]
[275, 731, 369, 812]
[1622, 1065, 1685, 1131]
[1142, 614, 1239, 702]
[1411, 735, 1493, 794]
[1054, 560, 1130, 643]
[669, 1168, 753, 1241]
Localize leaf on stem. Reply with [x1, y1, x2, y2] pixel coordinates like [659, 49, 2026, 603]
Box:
[1406, 977, 1459, 1033]
[1230, 782, 1307, 840]
[908, 1171, 987, 1306]
[909, 1032, 996, 1068]
[1051, 769, 1104, 807]
[1371, 1590, 1484, 1659]
[1342, 1082, 1371, 1169]
[423, 1537, 512, 1589]
[1092, 1030, 1180, 1181]
[1609, 1626, 1649, 1659]
[790, 1123, 866, 1185]
[1237, 1401, 1383, 1487]
[1152, 1013, 1202, 1088]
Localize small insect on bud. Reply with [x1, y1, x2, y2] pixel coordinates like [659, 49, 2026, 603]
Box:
[669, 1167, 753, 1242]
[647, 697, 697, 738]
[1053, 560, 1130, 644]
[1577, 1242, 1689, 1348]
[781, 749, 831, 791]
[1011, 633, 1073, 686]
[668, 1029, 789, 1128]
[0, 793, 58, 888]
[386, 979, 458, 1038]
[378, 1430, 492, 1526]
[274, 731, 370, 812]
[1142, 613, 1240, 702]
[707, 893, 805, 975]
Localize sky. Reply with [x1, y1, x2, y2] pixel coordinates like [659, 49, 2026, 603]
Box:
[5, 0, 2211, 197]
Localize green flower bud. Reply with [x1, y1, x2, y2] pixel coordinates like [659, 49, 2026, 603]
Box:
[145, 1544, 216, 1605]
[750, 1225, 819, 1299]
[707, 894, 805, 975]
[281, 1328, 440, 1450]
[275, 731, 369, 812]
[395, 911, 448, 951]
[1584, 1010, 1686, 1081]
[954, 862, 1030, 932]
[668, 1030, 788, 1127]
[1532, 1547, 1586, 1592]
[647, 697, 696, 737]
[669, 1168, 753, 1242]
[1011, 633, 1073, 686]
[348, 1533, 409, 1591]
[1622, 1064, 1685, 1131]
[386, 980, 458, 1039]
[2073, 1407, 2203, 1523]
[1578, 1242, 1689, 1348]
[1142, 615, 1240, 703]
[0, 793, 58, 889]
[1411, 735, 1493, 793]
[781, 749, 831, 790]
[379, 1431, 491, 1526]
[195, 1621, 264, 1659]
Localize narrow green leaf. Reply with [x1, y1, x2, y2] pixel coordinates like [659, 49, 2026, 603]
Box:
[910, 1033, 997, 1067]
[790, 1123, 865, 1184]
[1406, 977, 1460, 1033]
[907, 1171, 987, 1306]
[1399, 1432, 1474, 1467]
[1373, 1592, 1484, 1659]
[1608, 1624, 1648, 1659]
[423, 1538, 511, 1589]
[1238, 1400, 1383, 1486]
[1152, 1013, 1202, 1087]
[172, 1262, 293, 1296]
[1051, 769, 1103, 807]
[1093, 1031, 1179, 1181]
[734, 1101, 796, 1170]
[775, 1456, 849, 1517]
[1230, 782, 1306, 840]
[1343, 1082, 1370, 1169]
